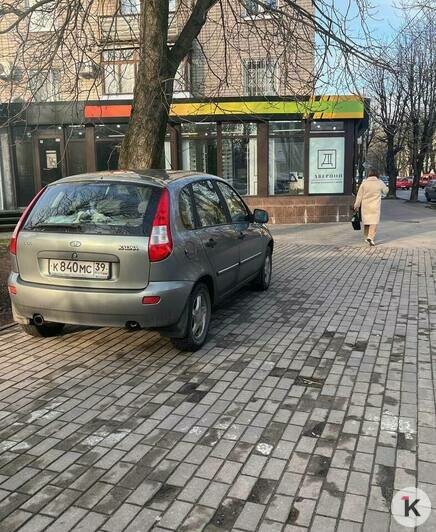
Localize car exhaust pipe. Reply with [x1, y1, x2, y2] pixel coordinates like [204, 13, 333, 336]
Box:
[33, 314, 44, 326]
[125, 321, 141, 331]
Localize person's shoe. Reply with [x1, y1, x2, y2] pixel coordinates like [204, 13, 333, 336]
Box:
[368, 239, 375, 246]
[365, 238, 371, 244]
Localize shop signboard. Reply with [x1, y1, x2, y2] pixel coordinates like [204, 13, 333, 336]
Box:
[309, 137, 345, 194]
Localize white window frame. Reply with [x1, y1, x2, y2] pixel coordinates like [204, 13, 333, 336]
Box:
[174, 57, 191, 95]
[242, 0, 277, 18]
[29, 69, 60, 102]
[243, 59, 276, 96]
[26, 0, 55, 32]
[102, 49, 138, 96]
[119, 0, 140, 15]
[169, 0, 176, 13]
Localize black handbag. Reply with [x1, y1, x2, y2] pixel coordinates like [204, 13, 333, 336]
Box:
[351, 211, 361, 231]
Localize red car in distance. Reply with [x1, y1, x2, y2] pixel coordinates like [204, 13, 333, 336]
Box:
[396, 177, 412, 190]
[419, 174, 434, 188]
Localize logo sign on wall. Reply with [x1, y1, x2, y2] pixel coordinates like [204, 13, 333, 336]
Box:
[309, 137, 345, 194]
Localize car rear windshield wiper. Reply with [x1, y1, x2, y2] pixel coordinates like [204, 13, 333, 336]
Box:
[28, 223, 83, 232]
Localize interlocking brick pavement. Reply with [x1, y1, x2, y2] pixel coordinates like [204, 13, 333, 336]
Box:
[0, 233, 435, 531]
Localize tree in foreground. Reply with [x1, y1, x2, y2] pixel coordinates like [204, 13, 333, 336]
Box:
[0, 0, 386, 169]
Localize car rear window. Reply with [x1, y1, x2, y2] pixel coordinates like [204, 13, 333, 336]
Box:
[24, 181, 162, 236]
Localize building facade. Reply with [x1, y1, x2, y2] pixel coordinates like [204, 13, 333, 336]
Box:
[0, 0, 366, 223]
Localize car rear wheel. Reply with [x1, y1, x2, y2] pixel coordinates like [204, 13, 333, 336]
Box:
[171, 283, 211, 352]
[253, 247, 272, 291]
[21, 322, 65, 338]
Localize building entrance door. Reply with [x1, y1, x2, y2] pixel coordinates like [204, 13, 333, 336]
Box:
[35, 133, 66, 189]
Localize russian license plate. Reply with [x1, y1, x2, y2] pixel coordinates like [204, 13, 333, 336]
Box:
[49, 259, 110, 279]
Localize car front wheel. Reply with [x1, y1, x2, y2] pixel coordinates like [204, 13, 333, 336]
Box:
[171, 282, 211, 352]
[21, 322, 65, 338]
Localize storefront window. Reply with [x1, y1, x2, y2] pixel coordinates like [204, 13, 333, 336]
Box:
[12, 127, 36, 207]
[96, 124, 127, 170]
[181, 123, 217, 175]
[65, 125, 86, 176]
[95, 124, 170, 170]
[222, 123, 257, 196]
[309, 136, 345, 194]
[269, 121, 304, 195]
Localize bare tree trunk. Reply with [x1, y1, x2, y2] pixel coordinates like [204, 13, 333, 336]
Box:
[385, 134, 398, 198]
[410, 173, 420, 201]
[409, 119, 422, 202]
[119, 0, 174, 169]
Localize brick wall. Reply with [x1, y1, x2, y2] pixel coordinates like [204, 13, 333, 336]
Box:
[0, 0, 315, 102]
[245, 195, 354, 224]
[196, 1, 315, 98]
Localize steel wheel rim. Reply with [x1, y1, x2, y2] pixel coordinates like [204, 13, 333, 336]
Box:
[264, 254, 271, 285]
[192, 293, 207, 340]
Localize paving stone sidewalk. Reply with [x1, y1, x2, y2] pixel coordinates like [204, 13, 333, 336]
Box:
[0, 236, 435, 531]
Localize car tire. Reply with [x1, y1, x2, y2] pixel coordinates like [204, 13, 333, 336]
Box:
[20, 322, 65, 338]
[253, 247, 272, 291]
[170, 283, 211, 352]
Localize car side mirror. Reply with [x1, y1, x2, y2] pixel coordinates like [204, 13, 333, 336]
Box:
[253, 208, 269, 224]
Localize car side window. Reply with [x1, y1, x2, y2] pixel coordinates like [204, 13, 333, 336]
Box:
[192, 180, 229, 227]
[179, 186, 195, 229]
[216, 181, 249, 223]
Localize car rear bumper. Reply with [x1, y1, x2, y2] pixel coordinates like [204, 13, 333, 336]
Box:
[8, 273, 194, 329]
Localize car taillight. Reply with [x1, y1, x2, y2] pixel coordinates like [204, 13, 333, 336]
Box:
[148, 188, 173, 262]
[142, 296, 161, 305]
[10, 187, 47, 255]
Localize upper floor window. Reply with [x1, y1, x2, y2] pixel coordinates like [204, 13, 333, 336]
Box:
[120, 0, 140, 15]
[174, 58, 190, 93]
[169, 0, 176, 12]
[243, 0, 277, 16]
[29, 70, 60, 101]
[26, 0, 54, 32]
[243, 59, 276, 96]
[102, 49, 137, 95]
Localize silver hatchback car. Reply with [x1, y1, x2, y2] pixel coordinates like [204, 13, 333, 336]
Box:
[8, 170, 273, 350]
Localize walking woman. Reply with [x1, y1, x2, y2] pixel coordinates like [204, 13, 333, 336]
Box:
[354, 170, 389, 246]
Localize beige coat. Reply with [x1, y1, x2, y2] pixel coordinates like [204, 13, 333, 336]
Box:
[354, 176, 389, 225]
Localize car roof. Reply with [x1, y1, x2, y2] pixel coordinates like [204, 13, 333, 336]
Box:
[52, 170, 222, 188]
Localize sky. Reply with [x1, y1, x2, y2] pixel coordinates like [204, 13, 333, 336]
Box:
[317, 1, 409, 93]
[334, 0, 404, 42]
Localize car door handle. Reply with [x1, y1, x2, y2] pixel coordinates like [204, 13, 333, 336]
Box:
[238, 232, 246, 240]
[205, 238, 217, 248]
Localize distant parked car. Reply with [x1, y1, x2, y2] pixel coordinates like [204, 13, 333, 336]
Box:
[396, 177, 412, 190]
[419, 174, 432, 188]
[380, 175, 389, 185]
[425, 179, 436, 202]
[8, 170, 273, 351]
